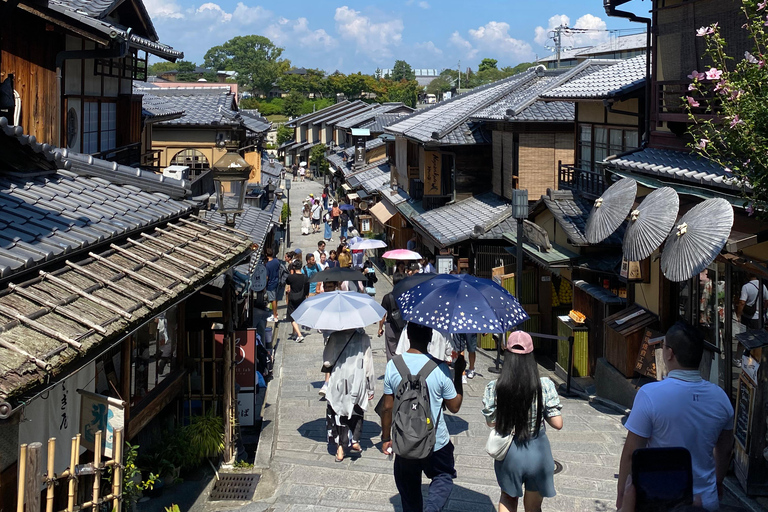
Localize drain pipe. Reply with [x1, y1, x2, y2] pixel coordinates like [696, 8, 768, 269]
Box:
[603, 0, 651, 145]
[55, 32, 130, 147]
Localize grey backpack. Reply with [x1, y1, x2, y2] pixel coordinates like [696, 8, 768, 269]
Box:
[391, 355, 442, 459]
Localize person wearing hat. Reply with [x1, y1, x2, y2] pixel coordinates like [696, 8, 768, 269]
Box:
[481, 331, 563, 512]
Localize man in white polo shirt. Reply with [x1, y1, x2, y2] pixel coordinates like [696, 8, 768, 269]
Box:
[616, 321, 734, 511]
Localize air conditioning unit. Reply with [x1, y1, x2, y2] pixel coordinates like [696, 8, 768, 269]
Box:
[163, 165, 190, 181]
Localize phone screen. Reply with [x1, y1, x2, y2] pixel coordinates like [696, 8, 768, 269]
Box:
[633, 448, 693, 512]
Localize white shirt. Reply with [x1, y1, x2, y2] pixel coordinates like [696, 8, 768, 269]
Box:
[313, 250, 326, 265]
[422, 262, 436, 274]
[395, 328, 453, 362]
[739, 279, 768, 320]
[624, 371, 734, 511]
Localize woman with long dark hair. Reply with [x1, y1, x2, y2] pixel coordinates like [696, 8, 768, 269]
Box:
[481, 331, 563, 512]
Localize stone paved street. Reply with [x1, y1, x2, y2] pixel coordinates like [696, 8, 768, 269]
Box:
[214, 175, 632, 512]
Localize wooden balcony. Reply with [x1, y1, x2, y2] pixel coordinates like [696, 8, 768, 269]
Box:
[656, 80, 719, 124]
[558, 162, 607, 198]
[95, 142, 141, 167]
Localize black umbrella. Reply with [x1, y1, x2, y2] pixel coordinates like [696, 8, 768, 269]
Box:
[585, 178, 637, 244]
[660, 198, 734, 282]
[622, 187, 680, 262]
[308, 267, 366, 283]
[392, 272, 437, 298]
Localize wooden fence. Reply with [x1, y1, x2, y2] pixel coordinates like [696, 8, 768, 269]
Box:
[16, 429, 123, 512]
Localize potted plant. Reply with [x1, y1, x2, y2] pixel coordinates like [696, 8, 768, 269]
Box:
[186, 408, 224, 467]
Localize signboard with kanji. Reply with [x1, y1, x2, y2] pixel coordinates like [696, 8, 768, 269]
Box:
[79, 389, 125, 458]
[635, 328, 663, 378]
[424, 151, 442, 196]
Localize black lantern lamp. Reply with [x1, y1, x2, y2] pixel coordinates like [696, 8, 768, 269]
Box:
[213, 142, 251, 226]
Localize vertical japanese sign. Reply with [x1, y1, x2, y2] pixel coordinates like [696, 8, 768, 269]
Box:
[424, 151, 442, 195]
[78, 389, 125, 458]
[18, 362, 95, 474]
[354, 137, 366, 169]
[234, 329, 257, 390]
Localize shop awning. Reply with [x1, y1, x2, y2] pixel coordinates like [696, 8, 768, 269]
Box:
[0, 216, 252, 405]
[347, 192, 360, 200]
[503, 231, 578, 268]
[351, 128, 371, 137]
[370, 201, 397, 224]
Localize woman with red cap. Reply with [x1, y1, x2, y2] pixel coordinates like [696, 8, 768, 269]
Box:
[481, 331, 564, 512]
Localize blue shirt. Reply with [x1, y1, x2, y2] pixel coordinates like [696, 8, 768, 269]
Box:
[384, 352, 457, 451]
[302, 264, 320, 294]
[265, 258, 280, 291]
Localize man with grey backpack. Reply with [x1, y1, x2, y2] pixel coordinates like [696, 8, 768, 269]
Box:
[379, 322, 466, 512]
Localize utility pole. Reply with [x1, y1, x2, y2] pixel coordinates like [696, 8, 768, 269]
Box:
[457, 60, 461, 90]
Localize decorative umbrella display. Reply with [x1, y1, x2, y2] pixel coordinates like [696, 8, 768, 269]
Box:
[392, 272, 437, 298]
[339, 204, 355, 211]
[622, 187, 680, 262]
[660, 198, 734, 282]
[349, 239, 387, 250]
[308, 267, 366, 283]
[396, 274, 529, 334]
[585, 178, 637, 244]
[290, 291, 386, 330]
[382, 249, 422, 260]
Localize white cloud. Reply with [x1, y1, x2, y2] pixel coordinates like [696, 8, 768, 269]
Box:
[449, 31, 478, 60]
[334, 6, 404, 60]
[534, 13, 609, 49]
[143, 0, 183, 19]
[466, 21, 533, 60]
[265, 17, 338, 50]
[418, 1, 430, 9]
[196, 3, 232, 23]
[232, 2, 270, 24]
[415, 41, 442, 56]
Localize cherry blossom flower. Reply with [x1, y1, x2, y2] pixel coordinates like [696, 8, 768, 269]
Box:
[697, 138, 709, 150]
[730, 115, 743, 128]
[687, 96, 700, 107]
[687, 70, 706, 80]
[705, 67, 723, 80]
[696, 26, 712, 37]
[688, 83, 698, 91]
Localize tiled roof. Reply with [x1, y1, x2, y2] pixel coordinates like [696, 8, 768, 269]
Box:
[386, 69, 540, 145]
[0, 117, 190, 199]
[538, 46, 590, 63]
[362, 113, 411, 133]
[292, 101, 351, 126]
[326, 151, 349, 172]
[240, 109, 271, 134]
[278, 139, 295, 150]
[133, 87, 238, 127]
[380, 187, 410, 206]
[347, 164, 390, 194]
[411, 192, 513, 248]
[335, 103, 409, 130]
[139, 91, 185, 120]
[204, 201, 278, 263]
[47, 0, 182, 60]
[542, 56, 646, 100]
[366, 138, 385, 151]
[260, 156, 283, 185]
[512, 101, 575, 122]
[540, 189, 623, 247]
[312, 101, 370, 126]
[576, 33, 647, 58]
[606, 148, 742, 191]
[0, 169, 195, 279]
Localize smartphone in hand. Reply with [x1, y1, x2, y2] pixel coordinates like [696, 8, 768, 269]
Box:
[632, 447, 693, 512]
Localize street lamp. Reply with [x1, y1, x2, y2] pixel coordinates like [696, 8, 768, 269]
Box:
[284, 177, 292, 248]
[212, 143, 251, 226]
[511, 189, 528, 301]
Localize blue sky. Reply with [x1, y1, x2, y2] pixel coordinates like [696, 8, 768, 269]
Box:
[145, 0, 648, 73]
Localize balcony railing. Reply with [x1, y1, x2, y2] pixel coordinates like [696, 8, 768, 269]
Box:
[558, 162, 607, 198]
[94, 142, 142, 167]
[656, 80, 719, 124]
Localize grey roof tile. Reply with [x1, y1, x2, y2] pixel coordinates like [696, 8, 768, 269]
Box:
[347, 164, 390, 194]
[134, 87, 238, 127]
[293, 101, 351, 126]
[240, 109, 271, 134]
[410, 192, 513, 248]
[542, 55, 646, 100]
[575, 33, 647, 58]
[312, 101, 370, 126]
[335, 103, 411, 130]
[361, 112, 412, 133]
[607, 148, 742, 191]
[540, 189, 623, 247]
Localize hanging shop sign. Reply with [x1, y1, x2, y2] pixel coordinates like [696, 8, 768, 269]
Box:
[78, 389, 125, 459]
[424, 151, 442, 196]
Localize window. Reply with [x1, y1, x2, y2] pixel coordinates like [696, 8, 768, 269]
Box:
[171, 149, 210, 177]
[130, 307, 178, 407]
[82, 101, 117, 154]
[578, 124, 639, 172]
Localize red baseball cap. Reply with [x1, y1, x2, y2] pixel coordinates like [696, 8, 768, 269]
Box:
[506, 331, 534, 354]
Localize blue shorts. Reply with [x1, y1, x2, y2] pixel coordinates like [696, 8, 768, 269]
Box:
[466, 333, 477, 352]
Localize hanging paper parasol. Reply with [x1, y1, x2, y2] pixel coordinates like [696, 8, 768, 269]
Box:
[660, 198, 734, 282]
[397, 274, 529, 334]
[349, 239, 387, 250]
[622, 187, 680, 262]
[585, 178, 637, 244]
[382, 249, 422, 260]
[290, 291, 386, 330]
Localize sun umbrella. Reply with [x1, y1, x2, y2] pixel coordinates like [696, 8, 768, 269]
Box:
[349, 239, 387, 250]
[290, 291, 386, 330]
[393, 272, 437, 298]
[339, 204, 355, 211]
[585, 178, 637, 244]
[299, 161, 307, 167]
[622, 187, 679, 262]
[660, 198, 734, 282]
[346, 236, 364, 246]
[308, 267, 366, 283]
[382, 249, 422, 260]
[397, 274, 529, 334]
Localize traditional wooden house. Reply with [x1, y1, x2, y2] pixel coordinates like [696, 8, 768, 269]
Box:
[0, 0, 182, 165]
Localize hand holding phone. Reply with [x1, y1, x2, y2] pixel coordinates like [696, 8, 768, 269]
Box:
[632, 447, 693, 512]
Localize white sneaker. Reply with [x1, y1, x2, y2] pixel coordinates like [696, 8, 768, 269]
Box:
[461, 374, 468, 384]
[319, 383, 328, 396]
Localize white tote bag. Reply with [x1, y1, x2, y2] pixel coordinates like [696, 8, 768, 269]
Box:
[486, 428, 513, 461]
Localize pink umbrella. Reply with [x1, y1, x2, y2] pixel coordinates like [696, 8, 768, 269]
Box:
[382, 249, 422, 260]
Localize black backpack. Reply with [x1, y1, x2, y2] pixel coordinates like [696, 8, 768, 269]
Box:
[391, 355, 442, 459]
[386, 293, 405, 331]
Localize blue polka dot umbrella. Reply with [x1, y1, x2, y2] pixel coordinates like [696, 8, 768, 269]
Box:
[396, 274, 529, 334]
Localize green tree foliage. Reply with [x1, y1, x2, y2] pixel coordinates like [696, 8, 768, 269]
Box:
[300, 98, 334, 116]
[148, 61, 180, 75]
[390, 60, 415, 81]
[478, 58, 498, 73]
[502, 62, 537, 75]
[685, 1, 768, 213]
[377, 79, 418, 107]
[340, 73, 368, 99]
[277, 124, 293, 145]
[284, 91, 305, 118]
[203, 35, 286, 95]
[310, 143, 329, 175]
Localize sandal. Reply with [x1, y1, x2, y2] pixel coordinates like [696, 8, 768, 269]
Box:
[335, 446, 345, 462]
[349, 444, 362, 454]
